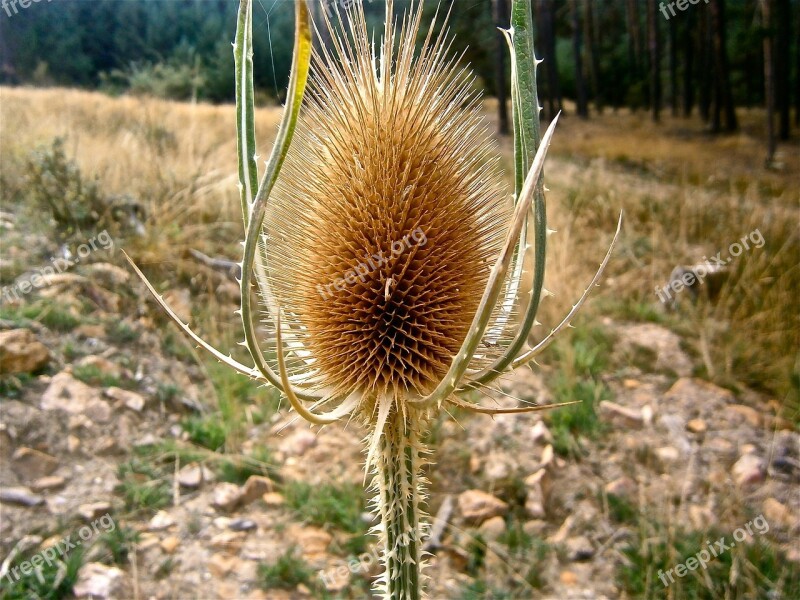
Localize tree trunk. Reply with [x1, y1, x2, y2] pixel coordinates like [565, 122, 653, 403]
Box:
[492, 0, 510, 136]
[669, 15, 678, 117]
[584, 0, 602, 114]
[625, 0, 644, 111]
[537, 0, 562, 120]
[774, 0, 791, 139]
[570, 0, 589, 118]
[762, 0, 776, 164]
[709, 0, 738, 132]
[682, 9, 695, 117]
[699, 6, 712, 122]
[648, 0, 662, 122]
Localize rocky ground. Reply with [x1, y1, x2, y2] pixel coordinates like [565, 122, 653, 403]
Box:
[1, 198, 798, 600]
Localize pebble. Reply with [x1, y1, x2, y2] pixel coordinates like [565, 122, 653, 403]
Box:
[0, 486, 44, 506]
[30, 475, 67, 492]
[599, 400, 644, 428]
[732, 454, 766, 487]
[11, 447, 59, 481]
[478, 516, 506, 541]
[241, 475, 273, 505]
[686, 418, 707, 434]
[73, 563, 130, 599]
[457, 489, 508, 522]
[212, 483, 243, 512]
[177, 463, 215, 489]
[160, 536, 180, 554]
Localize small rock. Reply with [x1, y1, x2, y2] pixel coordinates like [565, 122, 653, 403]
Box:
[523, 520, 547, 537]
[279, 429, 317, 456]
[212, 483, 242, 512]
[262, 492, 285, 507]
[229, 518, 257, 532]
[763, 498, 795, 529]
[524, 469, 548, 518]
[11, 447, 59, 480]
[565, 535, 594, 561]
[478, 516, 506, 541]
[73, 563, 130, 599]
[458, 489, 508, 522]
[160, 536, 180, 554]
[105, 387, 146, 412]
[656, 446, 681, 466]
[559, 570, 579, 585]
[209, 553, 240, 579]
[599, 400, 643, 429]
[30, 475, 67, 492]
[85, 263, 130, 287]
[530, 421, 553, 444]
[78, 502, 112, 521]
[686, 418, 707, 434]
[605, 476, 636, 500]
[740, 443, 758, 455]
[726, 404, 762, 427]
[41, 372, 112, 423]
[148, 511, 176, 532]
[210, 531, 247, 553]
[294, 526, 332, 558]
[94, 436, 123, 456]
[732, 454, 766, 487]
[0, 486, 44, 506]
[241, 475, 273, 505]
[0, 329, 50, 374]
[67, 435, 81, 453]
[177, 463, 214, 488]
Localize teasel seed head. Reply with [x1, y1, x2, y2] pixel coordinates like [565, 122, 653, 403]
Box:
[263, 3, 513, 413]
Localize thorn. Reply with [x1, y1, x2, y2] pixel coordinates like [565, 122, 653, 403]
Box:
[252, 153, 259, 162]
[543, 186, 550, 193]
[541, 288, 554, 298]
[237, 341, 248, 347]
[546, 228, 557, 236]
[533, 320, 541, 327]
[233, 309, 242, 316]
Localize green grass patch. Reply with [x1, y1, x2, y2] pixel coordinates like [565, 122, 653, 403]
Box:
[72, 364, 122, 388]
[284, 481, 366, 534]
[258, 548, 315, 591]
[114, 458, 171, 513]
[0, 544, 84, 600]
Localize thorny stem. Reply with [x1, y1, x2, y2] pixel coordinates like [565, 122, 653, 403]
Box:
[373, 407, 430, 600]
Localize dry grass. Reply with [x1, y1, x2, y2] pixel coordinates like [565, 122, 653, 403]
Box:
[2, 86, 798, 418]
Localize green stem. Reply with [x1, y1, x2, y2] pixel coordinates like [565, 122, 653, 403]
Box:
[373, 408, 429, 600]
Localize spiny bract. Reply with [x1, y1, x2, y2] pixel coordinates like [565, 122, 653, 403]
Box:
[263, 4, 513, 406]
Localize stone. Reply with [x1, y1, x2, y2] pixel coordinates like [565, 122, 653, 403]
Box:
[262, 492, 285, 507]
[458, 489, 508, 522]
[0, 329, 50, 374]
[559, 570, 579, 585]
[212, 483, 242, 512]
[208, 554, 243, 579]
[241, 475, 274, 505]
[78, 502, 112, 521]
[41, 372, 111, 423]
[524, 469, 548, 518]
[478, 516, 506, 541]
[279, 429, 318, 456]
[229, 518, 257, 532]
[618, 323, 693, 377]
[655, 446, 681, 466]
[160, 536, 180, 554]
[30, 475, 67, 492]
[210, 531, 247, 553]
[11, 447, 58, 481]
[599, 400, 644, 428]
[605, 476, 636, 500]
[67, 435, 81, 453]
[73, 563, 130, 599]
[732, 454, 766, 487]
[0, 486, 44, 506]
[294, 526, 332, 558]
[686, 418, 707, 434]
[105, 387, 146, 412]
[148, 511, 175, 532]
[565, 535, 594, 561]
[726, 404, 762, 427]
[177, 463, 214, 488]
[523, 520, 547, 537]
[763, 498, 795, 529]
[530, 420, 553, 444]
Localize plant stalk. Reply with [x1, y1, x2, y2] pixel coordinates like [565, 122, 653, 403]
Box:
[372, 407, 429, 600]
